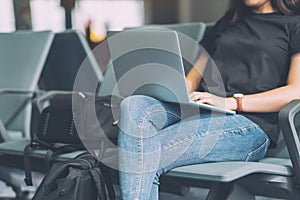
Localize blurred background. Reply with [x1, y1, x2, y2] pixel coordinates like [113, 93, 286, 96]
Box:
[0, 0, 229, 39]
[0, 2, 288, 200]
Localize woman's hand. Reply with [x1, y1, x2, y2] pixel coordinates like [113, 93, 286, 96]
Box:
[189, 91, 237, 111]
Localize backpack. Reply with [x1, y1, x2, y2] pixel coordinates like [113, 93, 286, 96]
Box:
[23, 92, 122, 198]
[32, 152, 115, 200]
[34, 92, 122, 147]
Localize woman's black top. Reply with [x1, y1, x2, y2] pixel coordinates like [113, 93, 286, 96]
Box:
[200, 10, 300, 146]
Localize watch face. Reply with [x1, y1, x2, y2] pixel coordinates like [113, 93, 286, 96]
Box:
[234, 93, 244, 98]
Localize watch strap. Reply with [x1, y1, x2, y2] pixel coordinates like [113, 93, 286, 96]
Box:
[236, 97, 243, 112]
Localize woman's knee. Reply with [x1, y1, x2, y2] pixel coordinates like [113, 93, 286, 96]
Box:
[119, 95, 161, 133]
[120, 95, 164, 122]
[121, 95, 157, 113]
[119, 95, 175, 136]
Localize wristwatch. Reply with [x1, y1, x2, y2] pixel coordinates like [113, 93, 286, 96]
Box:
[233, 93, 244, 113]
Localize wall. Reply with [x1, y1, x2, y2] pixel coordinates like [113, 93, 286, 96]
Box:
[145, 0, 230, 24]
[144, 0, 179, 24]
[179, 0, 229, 23]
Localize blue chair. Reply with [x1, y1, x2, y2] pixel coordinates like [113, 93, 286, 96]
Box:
[0, 30, 102, 198]
[0, 31, 54, 140]
[39, 30, 102, 92]
[166, 100, 300, 199]
[0, 30, 54, 199]
[0, 30, 102, 158]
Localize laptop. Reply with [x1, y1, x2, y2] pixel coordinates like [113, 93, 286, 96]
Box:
[107, 29, 235, 114]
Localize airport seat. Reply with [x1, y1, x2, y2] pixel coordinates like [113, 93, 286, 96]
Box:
[38, 30, 102, 92]
[0, 30, 54, 199]
[0, 31, 54, 140]
[0, 30, 101, 153]
[0, 30, 102, 152]
[165, 100, 300, 199]
[0, 30, 102, 198]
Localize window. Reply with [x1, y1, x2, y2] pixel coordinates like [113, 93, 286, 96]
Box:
[74, 0, 144, 36]
[30, 0, 65, 32]
[0, 0, 15, 32]
[31, 0, 144, 34]
[0, 0, 144, 34]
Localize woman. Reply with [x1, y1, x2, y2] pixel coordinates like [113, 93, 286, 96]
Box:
[118, 0, 300, 199]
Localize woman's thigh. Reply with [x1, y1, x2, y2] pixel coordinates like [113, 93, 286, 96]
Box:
[156, 113, 270, 172]
[118, 95, 270, 172]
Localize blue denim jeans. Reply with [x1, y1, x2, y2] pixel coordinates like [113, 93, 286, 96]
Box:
[118, 95, 270, 200]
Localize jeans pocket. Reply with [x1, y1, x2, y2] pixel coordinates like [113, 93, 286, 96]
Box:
[245, 139, 270, 161]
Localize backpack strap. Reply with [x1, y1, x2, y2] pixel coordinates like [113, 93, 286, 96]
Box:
[90, 142, 116, 200]
[98, 162, 115, 200]
[24, 140, 49, 186]
[44, 143, 85, 171]
[84, 152, 115, 200]
[24, 140, 80, 186]
[24, 143, 33, 186]
[90, 167, 107, 200]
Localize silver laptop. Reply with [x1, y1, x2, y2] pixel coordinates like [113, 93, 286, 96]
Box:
[108, 29, 235, 114]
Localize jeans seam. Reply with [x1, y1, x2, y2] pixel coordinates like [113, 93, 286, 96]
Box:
[245, 138, 270, 161]
[161, 124, 262, 154]
[128, 97, 142, 200]
[221, 124, 261, 135]
[135, 109, 180, 199]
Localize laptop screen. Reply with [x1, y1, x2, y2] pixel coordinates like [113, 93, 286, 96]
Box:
[106, 29, 190, 103]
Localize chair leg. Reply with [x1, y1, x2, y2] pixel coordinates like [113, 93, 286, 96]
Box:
[206, 182, 255, 200]
[0, 166, 27, 199]
[206, 182, 234, 200]
[227, 183, 255, 200]
[0, 120, 11, 142]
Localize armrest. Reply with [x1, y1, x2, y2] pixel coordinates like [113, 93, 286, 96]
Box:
[0, 88, 37, 96]
[0, 89, 39, 130]
[0, 119, 11, 142]
[278, 99, 300, 187]
[32, 90, 74, 112]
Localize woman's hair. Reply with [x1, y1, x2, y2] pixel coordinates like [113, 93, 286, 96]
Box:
[227, 0, 300, 23]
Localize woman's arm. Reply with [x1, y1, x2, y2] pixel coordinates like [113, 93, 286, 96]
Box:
[191, 53, 300, 113]
[186, 52, 209, 93]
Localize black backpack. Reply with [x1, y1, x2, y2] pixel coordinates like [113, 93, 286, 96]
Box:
[24, 92, 122, 199]
[33, 92, 122, 147]
[32, 152, 115, 200]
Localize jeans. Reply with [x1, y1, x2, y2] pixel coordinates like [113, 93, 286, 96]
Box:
[118, 95, 270, 200]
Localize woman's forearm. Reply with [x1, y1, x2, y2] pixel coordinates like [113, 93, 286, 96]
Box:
[233, 54, 300, 113]
[227, 85, 300, 112]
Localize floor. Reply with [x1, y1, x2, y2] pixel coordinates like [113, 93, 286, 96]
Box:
[0, 168, 284, 200]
